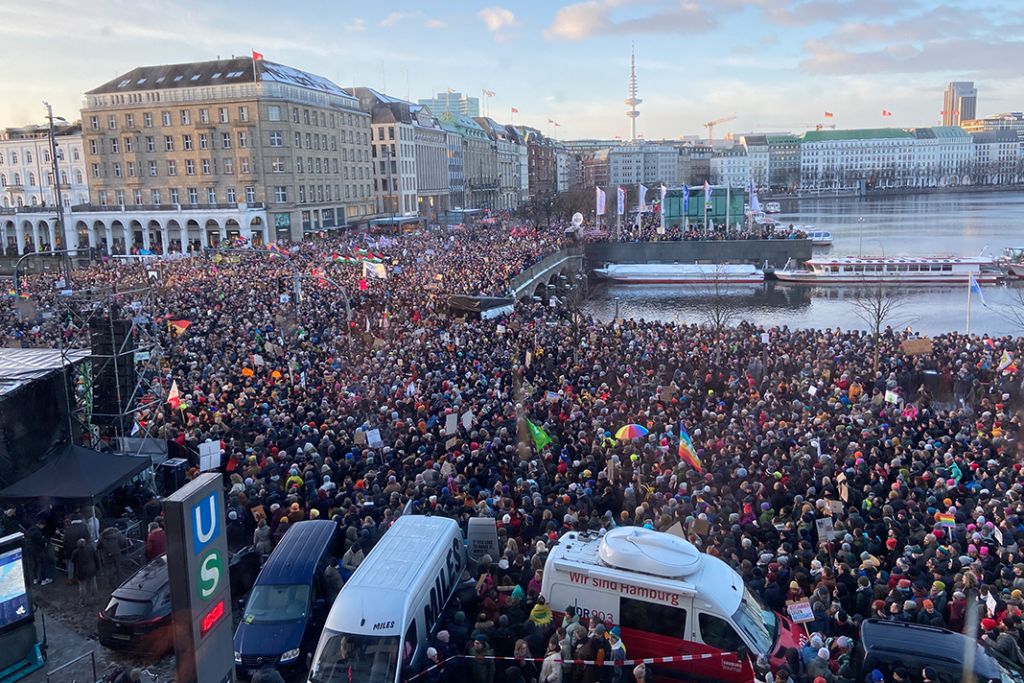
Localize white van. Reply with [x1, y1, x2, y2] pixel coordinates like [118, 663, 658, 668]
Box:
[307, 516, 466, 683]
[542, 527, 803, 683]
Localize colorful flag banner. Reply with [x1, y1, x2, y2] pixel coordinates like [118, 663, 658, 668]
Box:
[167, 381, 181, 409]
[596, 187, 606, 216]
[638, 184, 648, 212]
[703, 181, 712, 210]
[750, 181, 761, 213]
[682, 184, 689, 213]
[617, 186, 626, 216]
[678, 422, 701, 471]
[660, 185, 667, 215]
[970, 273, 988, 308]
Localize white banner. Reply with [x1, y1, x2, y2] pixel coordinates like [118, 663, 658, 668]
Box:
[596, 187, 606, 216]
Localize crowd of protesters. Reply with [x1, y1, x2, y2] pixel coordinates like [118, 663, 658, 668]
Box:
[5, 215, 1024, 683]
[593, 213, 810, 244]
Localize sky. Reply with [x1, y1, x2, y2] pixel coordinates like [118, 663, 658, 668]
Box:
[1, 0, 1022, 141]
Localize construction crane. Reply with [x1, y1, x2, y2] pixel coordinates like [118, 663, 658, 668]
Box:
[703, 115, 737, 146]
[759, 123, 837, 131]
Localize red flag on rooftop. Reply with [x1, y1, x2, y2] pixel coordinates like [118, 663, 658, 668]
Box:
[882, 110, 893, 116]
[252, 51, 264, 61]
[511, 107, 519, 113]
[824, 112, 834, 118]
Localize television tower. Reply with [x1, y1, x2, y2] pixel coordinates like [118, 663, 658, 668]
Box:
[625, 43, 642, 142]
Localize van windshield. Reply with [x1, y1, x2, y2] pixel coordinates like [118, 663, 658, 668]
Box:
[242, 585, 310, 625]
[309, 630, 400, 683]
[731, 586, 777, 655]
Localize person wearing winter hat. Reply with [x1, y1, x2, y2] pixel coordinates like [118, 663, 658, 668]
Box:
[806, 647, 832, 681]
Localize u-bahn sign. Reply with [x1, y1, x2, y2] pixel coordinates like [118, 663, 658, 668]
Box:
[164, 473, 234, 683]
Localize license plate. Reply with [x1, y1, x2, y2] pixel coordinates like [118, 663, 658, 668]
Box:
[112, 634, 132, 641]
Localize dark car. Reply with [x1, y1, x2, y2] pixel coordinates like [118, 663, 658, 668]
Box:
[233, 520, 340, 677]
[98, 547, 262, 655]
[859, 619, 1024, 683]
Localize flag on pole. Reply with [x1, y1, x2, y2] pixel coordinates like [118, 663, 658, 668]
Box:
[660, 185, 667, 215]
[824, 112, 834, 118]
[617, 186, 626, 215]
[483, 89, 495, 97]
[527, 419, 552, 450]
[999, 350, 1015, 372]
[252, 51, 264, 61]
[678, 422, 701, 471]
[511, 107, 519, 113]
[938, 513, 955, 527]
[638, 184, 648, 212]
[882, 110, 893, 116]
[363, 261, 387, 280]
[703, 181, 712, 210]
[167, 381, 181, 410]
[749, 180, 761, 213]
[167, 318, 192, 335]
[596, 187, 606, 216]
[970, 273, 988, 307]
[446, 87, 455, 94]
[548, 119, 555, 124]
[682, 184, 689, 213]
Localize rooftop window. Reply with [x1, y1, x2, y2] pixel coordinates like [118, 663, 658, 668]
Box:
[117, 79, 130, 88]
[156, 77, 165, 83]
[137, 78, 147, 84]
[173, 76, 183, 82]
[212, 73, 222, 79]
[190, 74, 201, 81]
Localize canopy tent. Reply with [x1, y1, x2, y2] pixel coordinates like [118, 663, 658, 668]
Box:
[0, 443, 150, 502]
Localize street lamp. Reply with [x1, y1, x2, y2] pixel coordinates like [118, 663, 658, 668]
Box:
[44, 101, 72, 286]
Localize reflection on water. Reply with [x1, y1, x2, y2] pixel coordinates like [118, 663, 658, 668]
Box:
[584, 191, 1024, 337]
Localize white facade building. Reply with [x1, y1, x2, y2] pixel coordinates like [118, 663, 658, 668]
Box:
[710, 146, 750, 188]
[739, 135, 769, 188]
[0, 125, 90, 211]
[799, 128, 916, 190]
[907, 127, 974, 187]
[607, 144, 678, 186]
[555, 145, 571, 193]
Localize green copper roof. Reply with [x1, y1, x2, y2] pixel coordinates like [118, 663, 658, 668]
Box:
[800, 128, 913, 142]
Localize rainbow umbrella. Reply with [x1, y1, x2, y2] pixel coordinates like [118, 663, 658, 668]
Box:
[615, 424, 649, 440]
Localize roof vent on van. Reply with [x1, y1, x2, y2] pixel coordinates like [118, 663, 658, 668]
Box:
[598, 528, 702, 578]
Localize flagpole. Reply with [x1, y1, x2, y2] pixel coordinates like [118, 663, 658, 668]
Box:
[726, 184, 731, 232]
[967, 277, 972, 336]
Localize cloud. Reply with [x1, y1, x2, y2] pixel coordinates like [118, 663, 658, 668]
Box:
[381, 11, 413, 27]
[765, 0, 916, 26]
[544, 0, 718, 42]
[424, 19, 448, 29]
[344, 18, 365, 31]
[477, 7, 520, 32]
[801, 37, 1024, 76]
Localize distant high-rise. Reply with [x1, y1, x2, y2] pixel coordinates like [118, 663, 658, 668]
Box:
[624, 43, 642, 142]
[418, 92, 480, 118]
[943, 82, 977, 127]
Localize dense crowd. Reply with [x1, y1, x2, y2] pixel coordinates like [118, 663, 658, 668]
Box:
[7, 217, 1024, 683]
[596, 214, 809, 244]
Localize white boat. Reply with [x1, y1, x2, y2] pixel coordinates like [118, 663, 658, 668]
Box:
[803, 230, 833, 247]
[764, 202, 781, 214]
[594, 262, 764, 284]
[997, 247, 1024, 278]
[774, 255, 1000, 285]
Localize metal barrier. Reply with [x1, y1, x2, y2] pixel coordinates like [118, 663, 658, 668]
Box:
[45, 650, 96, 683]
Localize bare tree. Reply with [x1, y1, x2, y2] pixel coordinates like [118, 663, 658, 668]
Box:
[691, 264, 744, 335]
[848, 281, 911, 372]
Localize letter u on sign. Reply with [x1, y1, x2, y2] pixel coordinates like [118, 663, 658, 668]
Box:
[192, 490, 221, 555]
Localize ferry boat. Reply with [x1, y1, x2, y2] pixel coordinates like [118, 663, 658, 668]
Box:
[764, 202, 781, 214]
[594, 262, 765, 285]
[773, 255, 1000, 285]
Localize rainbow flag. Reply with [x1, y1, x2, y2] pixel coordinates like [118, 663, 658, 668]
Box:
[678, 422, 702, 471]
[938, 513, 955, 527]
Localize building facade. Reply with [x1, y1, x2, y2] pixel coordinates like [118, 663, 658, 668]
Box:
[943, 82, 977, 128]
[972, 130, 1021, 186]
[440, 112, 497, 211]
[766, 135, 801, 191]
[0, 125, 90, 214]
[439, 123, 465, 209]
[417, 92, 480, 118]
[607, 143, 678, 186]
[475, 118, 522, 211]
[80, 57, 373, 248]
[710, 146, 750, 188]
[740, 135, 769, 188]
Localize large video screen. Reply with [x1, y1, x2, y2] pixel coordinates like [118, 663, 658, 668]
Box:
[0, 547, 30, 629]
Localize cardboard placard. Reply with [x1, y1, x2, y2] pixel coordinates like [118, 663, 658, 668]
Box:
[525, 351, 532, 368]
[373, 338, 386, 348]
[445, 413, 458, 436]
[353, 431, 367, 444]
[903, 338, 933, 355]
[816, 516, 836, 541]
[366, 429, 383, 449]
[462, 411, 473, 430]
[446, 437, 458, 450]
[688, 518, 710, 536]
[828, 500, 845, 516]
[787, 601, 815, 623]
[666, 521, 687, 539]
[252, 505, 267, 522]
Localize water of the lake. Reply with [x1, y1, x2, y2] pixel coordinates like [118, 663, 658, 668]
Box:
[583, 191, 1024, 337]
